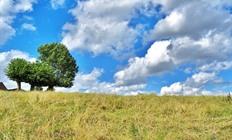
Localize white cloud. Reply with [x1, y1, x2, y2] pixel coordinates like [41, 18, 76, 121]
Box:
[0, 0, 36, 45]
[148, 1, 232, 40]
[160, 72, 219, 96]
[199, 61, 232, 72]
[62, 19, 137, 58]
[117, 33, 232, 91]
[155, 0, 188, 12]
[170, 33, 232, 64]
[186, 72, 219, 87]
[0, 20, 15, 45]
[114, 41, 173, 86]
[60, 0, 232, 95]
[22, 23, 36, 31]
[62, 0, 226, 58]
[50, 0, 65, 9]
[61, 0, 166, 58]
[161, 82, 199, 96]
[115, 0, 232, 93]
[14, 0, 36, 12]
[57, 68, 146, 95]
[62, 0, 138, 58]
[0, 50, 36, 90]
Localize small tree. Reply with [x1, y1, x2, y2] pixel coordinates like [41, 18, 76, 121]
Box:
[5, 58, 29, 90]
[38, 43, 78, 90]
[26, 62, 55, 91]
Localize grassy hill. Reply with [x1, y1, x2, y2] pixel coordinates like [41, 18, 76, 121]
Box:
[0, 91, 231, 140]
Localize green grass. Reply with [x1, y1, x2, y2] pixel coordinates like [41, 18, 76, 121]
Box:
[0, 91, 232, 140]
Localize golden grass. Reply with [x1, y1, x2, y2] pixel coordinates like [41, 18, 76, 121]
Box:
[0, 91, 231, 140]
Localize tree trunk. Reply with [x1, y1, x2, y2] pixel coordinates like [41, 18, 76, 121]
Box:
[47, 86, 54, 91]
[30, 85, 35, 91]
[16, 81, 21, 91]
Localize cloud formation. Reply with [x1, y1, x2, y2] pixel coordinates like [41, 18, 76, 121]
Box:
[61, 0, 175, 58]
[57, 68, 146, 95]
[0, 0, 36, 45]
[160, 72, 219, 95]
[113, 0, 232, 95]
[148, 1, 232, 40]
[115, 41, 173, 86]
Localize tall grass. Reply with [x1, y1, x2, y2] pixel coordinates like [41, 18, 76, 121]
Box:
[0, 91, 231, 140]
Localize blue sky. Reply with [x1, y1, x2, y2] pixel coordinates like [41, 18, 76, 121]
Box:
[1, 0, 232, 95]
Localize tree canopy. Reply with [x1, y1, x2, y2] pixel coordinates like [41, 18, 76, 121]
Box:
[5, 58, 30, 90]
[38, 43, 78, 90]
[26, 62, 55, 91]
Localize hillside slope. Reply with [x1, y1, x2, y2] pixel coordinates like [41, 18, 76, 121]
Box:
[0, 92, 231, 140]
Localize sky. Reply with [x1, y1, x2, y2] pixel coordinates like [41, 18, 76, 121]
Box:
[1, 0, 232, 95]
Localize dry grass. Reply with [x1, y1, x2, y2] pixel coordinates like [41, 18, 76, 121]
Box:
[0, 91, 231, 140]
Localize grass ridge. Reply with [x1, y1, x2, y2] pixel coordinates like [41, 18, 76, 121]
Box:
[0, 91, 231, 140]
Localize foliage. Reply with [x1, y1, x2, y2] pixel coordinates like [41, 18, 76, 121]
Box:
[5, 58, 30, 90]
[25, 62, 55, 90]
[38, 43, 78, 89]
[0, 92, 232, 139]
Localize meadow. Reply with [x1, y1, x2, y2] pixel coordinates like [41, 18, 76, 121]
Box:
[0, 91, 232, 140]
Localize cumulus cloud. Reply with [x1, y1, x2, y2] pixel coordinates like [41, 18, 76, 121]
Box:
[0, 20, 15, 45]
[61, 0, 177, 58]
[62, 0, 140, 58]
[0, 50, 36, 90]
[22, 23, 36, 31]
[115, 34, 232, 88]
[170, 33, 232, 64]
[57, 68, 146, 95]
[199, 61, 232, 72]
[115, 41, 173, 86]
[0, 0, 36, 45]
[62, 0, 232, 60]
[160, 72, 219, 95]
[111, 0, 232, 95]
[148, 1, 232, 40]
[61, 0, 232, 58]
[114, 34, 232, 87]
[115, 33, 232, 87]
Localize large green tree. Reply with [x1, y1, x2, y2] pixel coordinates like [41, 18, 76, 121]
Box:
[38, 43, 78, 90]
[26, 62, 55, 91]
[5, 58, 29, 90]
